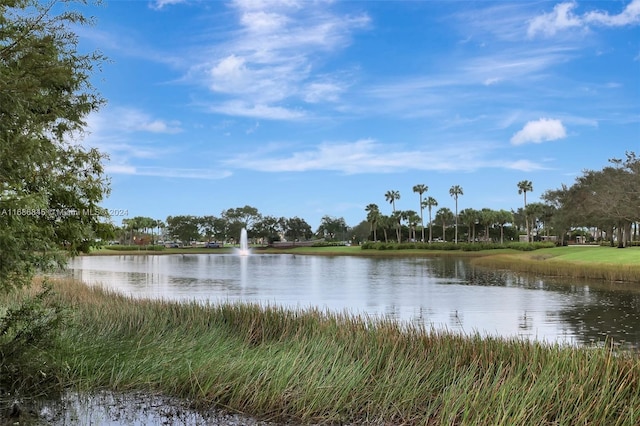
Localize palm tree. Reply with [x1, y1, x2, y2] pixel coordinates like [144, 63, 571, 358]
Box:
[517, 180, 533, 242]
[479, 208, 496, 242]
[422, 196, 438, 243]
[378, 214, 392, 243]
[413, 184, 428, 242]
[365, 203, 380, 241]
[121, 218, 133, 244]
[435, 207, 454, 242]
[155, 219, 165, 244]
[402, 210, 420, 242]
[141, 217, 156, 245]
[526, 202, 547, 240]
[494, 209, 513, 244]
[459, 208, 478, 243]
[449, 185, 463, 244]
[384, 190, 401, 242]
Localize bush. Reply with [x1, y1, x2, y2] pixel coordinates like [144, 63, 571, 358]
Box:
[311, 241, 347, 247]
[361, 241, 555, 252]
[505, 242, 555, 251]
[0, 281, 63, 395]
[103, 245, 165, 251]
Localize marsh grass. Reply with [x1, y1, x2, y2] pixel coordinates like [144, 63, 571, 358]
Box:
[8, 279, 640, 425]
[472, 250, 640, 283]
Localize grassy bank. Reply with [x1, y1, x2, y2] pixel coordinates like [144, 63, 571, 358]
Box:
[7, 279, 639, 425]
[472, 246, 640, 283]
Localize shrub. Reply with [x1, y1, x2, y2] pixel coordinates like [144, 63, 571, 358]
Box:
[0, 281, 63, 395]
[361, 241, 554, 252]
[311, 241, 347, 247]
[103, 245, 165, 251]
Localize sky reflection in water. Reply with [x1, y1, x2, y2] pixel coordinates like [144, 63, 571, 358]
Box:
[66, 254, 640, 350]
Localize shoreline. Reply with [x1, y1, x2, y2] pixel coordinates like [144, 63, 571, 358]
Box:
[85, 245, 640, 283]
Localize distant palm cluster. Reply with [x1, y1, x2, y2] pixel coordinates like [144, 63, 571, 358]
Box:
[366, 152, 639, 247]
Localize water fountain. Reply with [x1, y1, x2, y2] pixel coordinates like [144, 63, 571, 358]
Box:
[238, 227, 250, 256]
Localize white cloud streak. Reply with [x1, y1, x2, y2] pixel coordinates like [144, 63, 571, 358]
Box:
[105, 165, 232, 180]
[150, 0, 188, 11]
[223, 139, 548, 174]
[510, 118, 567, 145]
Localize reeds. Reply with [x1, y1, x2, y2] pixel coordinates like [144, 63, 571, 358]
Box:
[17, 279, 640, 424]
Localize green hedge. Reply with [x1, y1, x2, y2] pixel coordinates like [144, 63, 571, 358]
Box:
[311, 241, 349, 247]
[360, 241, 555, 252]
[103, 245, 166, 251]
[599, 240, 640, 247]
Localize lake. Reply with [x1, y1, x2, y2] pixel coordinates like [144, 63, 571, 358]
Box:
[67, 253, 640, 349]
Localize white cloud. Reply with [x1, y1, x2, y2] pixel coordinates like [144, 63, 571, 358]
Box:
[104, 164, 137, 175]
[210, 101, 306, 120]
[150, 0, 187, 10]
[81, 107, 190, 183]
[528, 2, 583, 38]
[196, 0, 370, 120]
[303, 81, 344, 103]
[105, 165, 232, 180]
[528, 0, 640, 38]
[109, 107, 183, 134]
[483, 77, 502, 86]
[223, 138, 548, 174]
[510, 118, 567, 145]
[240, 11, 290, 33]
[506, 159, 548, 172]
[209, 55, 250, 93]
[585, 0, 640, 26]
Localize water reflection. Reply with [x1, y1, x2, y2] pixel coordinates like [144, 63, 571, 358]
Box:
[65, 254, 640, 349]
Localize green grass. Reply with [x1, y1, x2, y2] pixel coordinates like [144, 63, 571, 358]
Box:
[9, 279, 639, 425]
[536, 245, 640, 264]
[472, 246, 640, 282]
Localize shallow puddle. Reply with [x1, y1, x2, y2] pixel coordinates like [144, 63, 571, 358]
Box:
[21, 391, 281, 425]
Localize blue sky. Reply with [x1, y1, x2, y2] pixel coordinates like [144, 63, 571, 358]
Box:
[76, 0, 640, 229]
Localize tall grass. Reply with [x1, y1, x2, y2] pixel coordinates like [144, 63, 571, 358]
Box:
[21, 279, 636, 425]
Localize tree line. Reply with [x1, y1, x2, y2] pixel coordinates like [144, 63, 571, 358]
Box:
[364, 153, 639, 247]
[115, 206, 352, 246]
[118, 152, 639, 248]
[543, 152, 639, 247]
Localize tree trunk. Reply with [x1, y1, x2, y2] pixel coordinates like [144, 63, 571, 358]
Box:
[607, 226, 615, 247]
[617, 224, 624, 248]
[624, 221, 632, 247]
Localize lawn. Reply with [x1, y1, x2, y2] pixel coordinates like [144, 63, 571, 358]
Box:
[472, 245, 640, 282]
[536, 245, 640, 264]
